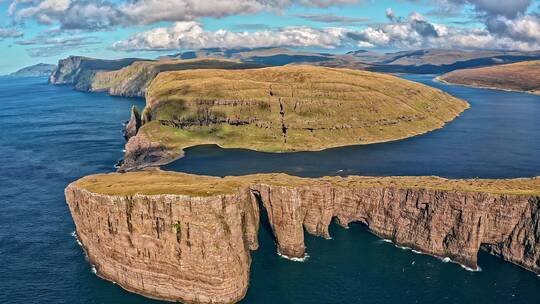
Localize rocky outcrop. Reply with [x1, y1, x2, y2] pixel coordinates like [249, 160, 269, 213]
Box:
[120, 132, 178, 171]
[252, 184, 540, 271]
[124, 106, 142, 141]
[66, 173, 540, 303]
[50, 56, 263, 97]
[66, 185, 259, 303]
[49, 56, 142, 90]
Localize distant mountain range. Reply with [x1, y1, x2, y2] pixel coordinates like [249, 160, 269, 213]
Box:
[161, 47, 540, 74]
[7, 63, 57, 78]
[40, 46, 540, 99]
[12, 47, 540, 83]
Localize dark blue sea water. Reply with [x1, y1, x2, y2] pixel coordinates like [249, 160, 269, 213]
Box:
[1, 76, 539, 304]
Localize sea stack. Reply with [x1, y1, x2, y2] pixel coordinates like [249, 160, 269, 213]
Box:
[124, 106, 142, 141]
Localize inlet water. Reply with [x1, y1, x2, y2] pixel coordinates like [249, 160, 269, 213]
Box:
[1, 76, 539, 304]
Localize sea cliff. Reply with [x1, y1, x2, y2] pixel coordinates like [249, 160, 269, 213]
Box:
[49, 56, 261, 97]
[118, 65, 469, 170]
[66, 172, 540, 303]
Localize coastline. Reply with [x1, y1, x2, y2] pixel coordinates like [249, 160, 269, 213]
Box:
[121, 103, 470, 172]
[65, 171, 540, 303]
[435, 75, 540, 96]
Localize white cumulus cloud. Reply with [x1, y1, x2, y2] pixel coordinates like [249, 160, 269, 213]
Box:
[112, 21, 347, 51]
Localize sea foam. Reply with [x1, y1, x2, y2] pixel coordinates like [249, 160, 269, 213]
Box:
[277, 250, 310, 262]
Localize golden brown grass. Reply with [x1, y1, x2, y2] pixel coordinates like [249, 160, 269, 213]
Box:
[440, 61, 540, 94]
[75, 171, 540, 197]
[89, 58, 262, 96]
[141, 65, 468, 155]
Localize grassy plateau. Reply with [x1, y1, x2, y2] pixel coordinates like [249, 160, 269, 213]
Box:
[137, 64, 469, 157]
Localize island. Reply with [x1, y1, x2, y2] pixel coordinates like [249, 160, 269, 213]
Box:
[7, 63, 56, 78]
[120, 64, 469, 170]
[66, 170, 540, 304]
[439, 60, 540, 95]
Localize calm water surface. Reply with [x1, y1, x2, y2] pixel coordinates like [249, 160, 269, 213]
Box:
[1, 76, 539, 304]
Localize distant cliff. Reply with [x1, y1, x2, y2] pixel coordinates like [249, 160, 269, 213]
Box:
[49, 56, 262, 97]
[7, 63, 57, 78]
[66, 171, 540, 303]
[49, 56, 145, 91]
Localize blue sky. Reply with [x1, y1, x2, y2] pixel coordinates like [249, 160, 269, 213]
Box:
[0, 0, 539, 74]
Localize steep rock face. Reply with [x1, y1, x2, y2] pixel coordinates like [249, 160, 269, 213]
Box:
[49, 56, 86, 85]
[121, 132, 176, 171]
[253, 184, 540, 272]
[49, 56, 142, 90]
[65, 185, 259, 304]
[124, 106, 142, 141]
[66, 173, 540, 303]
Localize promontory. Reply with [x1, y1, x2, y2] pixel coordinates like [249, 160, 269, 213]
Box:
[120, 63, 469, 170]
[66, 171, 540, 303]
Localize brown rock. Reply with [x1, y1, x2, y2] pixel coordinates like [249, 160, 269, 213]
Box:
[124, 106, 141, 141]
[65, 173, 540, 303]
[253, 184, 540, 271]
[120, 132, 178, 171]
[65, 186, 259, 304]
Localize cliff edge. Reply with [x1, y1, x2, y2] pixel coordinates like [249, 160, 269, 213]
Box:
[120, 65, 469, 170]
[66, 171, 540, 303]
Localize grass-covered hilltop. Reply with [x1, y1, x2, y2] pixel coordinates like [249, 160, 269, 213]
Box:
[122, 64, 468, 168]
[440, 61, 540, 95]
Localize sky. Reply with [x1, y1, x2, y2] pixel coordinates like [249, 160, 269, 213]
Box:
[0, 0, 539, 74]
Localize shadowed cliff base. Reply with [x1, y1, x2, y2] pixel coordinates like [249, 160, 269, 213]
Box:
[66, 171, 540, 303]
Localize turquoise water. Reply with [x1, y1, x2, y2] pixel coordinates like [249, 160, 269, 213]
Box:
[1, 76, 539, 304]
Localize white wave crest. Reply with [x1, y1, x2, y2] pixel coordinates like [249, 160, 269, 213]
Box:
[71, 231, 83, 247]
[277, 250, 310, 262]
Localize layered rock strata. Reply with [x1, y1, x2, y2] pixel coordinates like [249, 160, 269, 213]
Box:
[118, 65, 469, 170]
[66, 185, 259, 303]
[66, 172, 540, 303]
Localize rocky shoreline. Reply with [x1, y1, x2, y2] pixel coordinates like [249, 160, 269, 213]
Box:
[66, 172, 540, 303]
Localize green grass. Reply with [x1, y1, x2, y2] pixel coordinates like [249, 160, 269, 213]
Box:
[74, 171, 540, 197]
[139, 65, 469, 155]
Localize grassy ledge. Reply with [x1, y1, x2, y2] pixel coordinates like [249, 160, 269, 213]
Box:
[74, 171, 540, 197]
